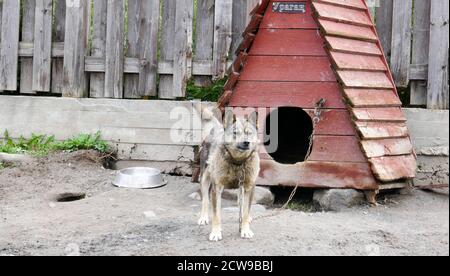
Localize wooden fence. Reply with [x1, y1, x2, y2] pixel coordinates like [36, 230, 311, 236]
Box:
[0, 0, 259, 99]
[374, 0, 449, 110]
[0, 0, 448, 110]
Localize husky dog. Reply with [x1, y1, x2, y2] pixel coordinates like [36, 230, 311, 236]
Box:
[197, 106, 260, 242]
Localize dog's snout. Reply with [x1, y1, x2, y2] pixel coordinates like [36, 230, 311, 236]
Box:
[238, 141, 251, 151]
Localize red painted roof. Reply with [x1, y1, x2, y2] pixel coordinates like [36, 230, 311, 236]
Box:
[220, 0, 416, 186]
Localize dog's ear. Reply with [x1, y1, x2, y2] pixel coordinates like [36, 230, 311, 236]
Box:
[248, 111, 258, 127]
[223, 109, 235, 128]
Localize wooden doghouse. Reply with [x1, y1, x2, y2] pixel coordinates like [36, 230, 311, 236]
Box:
[219, 0, 417, 192]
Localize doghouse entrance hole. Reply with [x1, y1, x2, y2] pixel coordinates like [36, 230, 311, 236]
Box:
[264, 107, 314, 164]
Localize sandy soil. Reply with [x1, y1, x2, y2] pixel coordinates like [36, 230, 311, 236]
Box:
[0, 151, 448, 256]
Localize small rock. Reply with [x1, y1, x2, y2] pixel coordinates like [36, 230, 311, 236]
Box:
[222, 187, 275, 205]
[313, 189, 365, 212]
[188, 191, 201, 201]
[48, 202, 56, 208]
[143, 211, 156, 219]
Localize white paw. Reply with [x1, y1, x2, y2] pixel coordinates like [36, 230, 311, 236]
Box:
[209, 230, 223, 242]
[241, 228, 254, 239]
[198, 216, 209, 226]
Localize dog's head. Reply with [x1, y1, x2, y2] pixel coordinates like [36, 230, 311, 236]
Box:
[223, 109, 259, 161]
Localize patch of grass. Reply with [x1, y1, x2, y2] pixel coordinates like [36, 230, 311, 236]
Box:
[286, 200, 316, 213]
[0, 130, 110, 157]
[0, 162, 5, 170]
[186, 78, 228, 102]
[55, 132, 109, 153]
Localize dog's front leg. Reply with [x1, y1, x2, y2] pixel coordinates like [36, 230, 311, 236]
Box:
[198, 172, 211, 225]
[209, 184, 224, 242]
[241, 187, 255, 239]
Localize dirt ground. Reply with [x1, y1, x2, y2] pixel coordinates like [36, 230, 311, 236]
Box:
[0, 151, 448, 256]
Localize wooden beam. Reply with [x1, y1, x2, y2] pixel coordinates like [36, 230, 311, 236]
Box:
[427, 0, 449, 110]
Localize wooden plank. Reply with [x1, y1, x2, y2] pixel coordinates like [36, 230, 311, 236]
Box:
[351, 107, 406, 122]
[317, 0, 366, 10]
[104, 0, 125, 98]
[343, 88, 402, 107]
[369, 154, 417, 181]
[89, 0, 108, 98]
[172, 0, 194, 98]
[250, 29, 327, 56]
[260, 0, 318, 29]
[257, 160, 378, 190]
[260, 135, 365, 163]
[0, 0, 21, 91]
[231, 0, 260, 56]
[337, 70, 394, 89]
[229, 81, 346, 108]
[85, 57, 214, 75]
[390, 0, 412, 87]
[124, 0, 141, 98]
[240, 56, 336, 82]
[124, 0, 160, 99]
[308, 136, 367, 163]
[51, 0, 66, 94]
[19, 42, 65, 57]
[63, 0, 89, 97]
[318, 19, 377, 42]
[32, 0, 53, 92]
[330, 51, 386, 71]
[427, 0, 449, 110]
[361, 138, 414, 158]
[375, 0, 393, 57]
[159, 0, 177, 99]
[313, 2, 373, 27]
[212, 0, 232, 79]
[325, 36, 382, 56]
[20, 0, 37, 94]
[410, 0, 430, 106]
[194, 0, 215, 86]
[355, 122, 409, 139]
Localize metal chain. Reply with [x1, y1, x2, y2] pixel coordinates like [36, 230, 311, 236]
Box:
[238, 165, 246, 232]
[254, 98, 327, 221]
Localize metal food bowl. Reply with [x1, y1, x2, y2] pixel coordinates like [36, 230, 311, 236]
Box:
[113, 167, 167, 189]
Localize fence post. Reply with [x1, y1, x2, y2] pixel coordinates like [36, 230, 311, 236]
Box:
[213, 0, 233, 80]
[390, 0, 412, 88]
[63, 0, 89, 98]
[172, 0, 194, 98]
[90, 0, 108, 98]
[410, 0, 431, 106]
[32, 0, 53, 92]
[51, 0, 66, 94]
[427, 0, 449, 110]
[0, 0, 21, 91]
[20, 0, 37, 94]
[376, 0, 393, 58]
[125, 0, 160, 99]
[105, 0, 125, 99]
[194, 0, 215, 87]
[232, 0, 260, 56]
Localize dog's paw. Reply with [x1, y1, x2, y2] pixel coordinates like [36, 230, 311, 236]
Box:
[198, 216, 209, 226]
[209, 230, 223, 242]
[241, 228, 254, 239]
